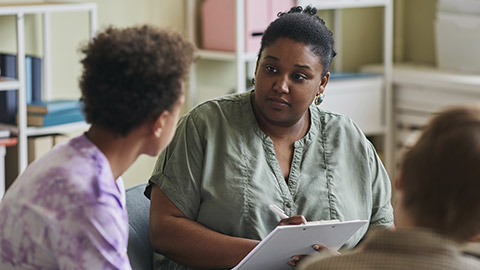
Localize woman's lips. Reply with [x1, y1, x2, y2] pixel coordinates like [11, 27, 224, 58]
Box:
[268, 97, 290, 109]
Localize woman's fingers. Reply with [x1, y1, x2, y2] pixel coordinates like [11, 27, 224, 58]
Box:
[278, 215, 307, 226]
[287, 245, 341, 268]
[288, 255, 304, 268]
[312, 244, 341, 255]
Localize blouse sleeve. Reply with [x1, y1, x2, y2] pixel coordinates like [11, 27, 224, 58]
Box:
[147, 113, 205, 220]
[367, 141, 394, 229]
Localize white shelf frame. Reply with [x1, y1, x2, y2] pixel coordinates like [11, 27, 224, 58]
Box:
[0, 77, 21, 91]
[0, 2, 97, 173]
[25, 121, 91, 137]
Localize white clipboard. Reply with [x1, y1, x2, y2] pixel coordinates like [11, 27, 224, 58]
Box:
[232, 220, 368, 270]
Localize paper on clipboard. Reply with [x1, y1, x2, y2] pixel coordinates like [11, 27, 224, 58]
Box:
[232, 220, 368, 270]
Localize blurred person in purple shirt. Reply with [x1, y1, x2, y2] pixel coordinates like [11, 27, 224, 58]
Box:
[0, 25, 195, 270]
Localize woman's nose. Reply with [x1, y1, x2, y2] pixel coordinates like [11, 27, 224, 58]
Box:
[273, 75, 289, 94]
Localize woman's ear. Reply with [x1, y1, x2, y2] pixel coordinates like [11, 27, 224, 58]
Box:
[152, 110, 170, 138]
[316, 72, 330, 97]
[318, 72, 330, 95]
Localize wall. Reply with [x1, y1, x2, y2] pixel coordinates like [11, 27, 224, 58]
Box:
[327, 1, 438, 72]
[315, 8, 385, 72]
[401, 0, 436, 65]
[48, 0, 186, 101]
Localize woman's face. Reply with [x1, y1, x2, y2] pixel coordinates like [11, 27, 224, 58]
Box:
[253, 38, 329, 127]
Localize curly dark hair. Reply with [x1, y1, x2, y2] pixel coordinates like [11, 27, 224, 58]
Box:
[79, 25, 195, 136]
[259, 6, 336, 77]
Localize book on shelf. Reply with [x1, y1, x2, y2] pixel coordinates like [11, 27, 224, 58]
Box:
[0, 53, 18, 124]
[27, 99, 83, 114]
[31, 56, 42, 103]
[330, 72, 380, 81]
[27, 107, 85, 127]
[25, 55, 32, 104]
[0, 53, 43, 124]
[27, 109, 85, 127]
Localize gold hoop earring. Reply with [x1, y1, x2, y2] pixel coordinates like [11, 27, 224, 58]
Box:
[314, 93, 325, 105]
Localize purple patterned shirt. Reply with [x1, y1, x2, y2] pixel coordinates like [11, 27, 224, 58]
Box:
[0, 134, 131, 270]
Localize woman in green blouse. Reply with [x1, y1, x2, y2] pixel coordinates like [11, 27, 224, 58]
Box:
[145, 6, 393, 270]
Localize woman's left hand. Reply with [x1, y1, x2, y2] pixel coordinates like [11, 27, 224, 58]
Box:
[287, 244, 340, 269]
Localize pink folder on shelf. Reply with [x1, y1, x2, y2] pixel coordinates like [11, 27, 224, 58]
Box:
[201, 0, 295, 53]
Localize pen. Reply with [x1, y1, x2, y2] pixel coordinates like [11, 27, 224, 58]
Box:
[269, 204, 289, 219]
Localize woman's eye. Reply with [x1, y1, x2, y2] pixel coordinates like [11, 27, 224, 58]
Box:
[266, 65, 277, 73]
[294, 74, 307, 80]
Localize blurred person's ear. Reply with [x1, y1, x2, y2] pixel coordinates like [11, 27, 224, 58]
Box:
[470, 234, 480, 242]
[394, 171, 404, 191]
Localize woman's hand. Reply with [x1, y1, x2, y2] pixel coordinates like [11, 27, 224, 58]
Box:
[278, 215, 307, 226]
[287, 244, 340, 269]
[275, 216, 341, 268]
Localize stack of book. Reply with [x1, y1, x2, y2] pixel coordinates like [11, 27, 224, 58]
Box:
[27, 99, 85, 127]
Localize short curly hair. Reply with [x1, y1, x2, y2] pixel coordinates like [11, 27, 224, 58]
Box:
[259, 6, 336, 77]
[79, 25, 195, 136]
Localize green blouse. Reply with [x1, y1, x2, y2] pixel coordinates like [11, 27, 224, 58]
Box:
[146, 91, 393, 270]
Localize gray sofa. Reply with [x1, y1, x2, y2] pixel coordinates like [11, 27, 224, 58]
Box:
[126, 183, 153, 270]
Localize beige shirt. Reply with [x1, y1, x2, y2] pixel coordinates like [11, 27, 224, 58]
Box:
[300, 229, 480, 270]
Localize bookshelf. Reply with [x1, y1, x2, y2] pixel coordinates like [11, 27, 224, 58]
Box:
[295, 0, 394, 173]
[186, 0, 249, 107]
[0, 2, 96, 173]
[187, 0, 394, 172]
[362, 63, 480, 176]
